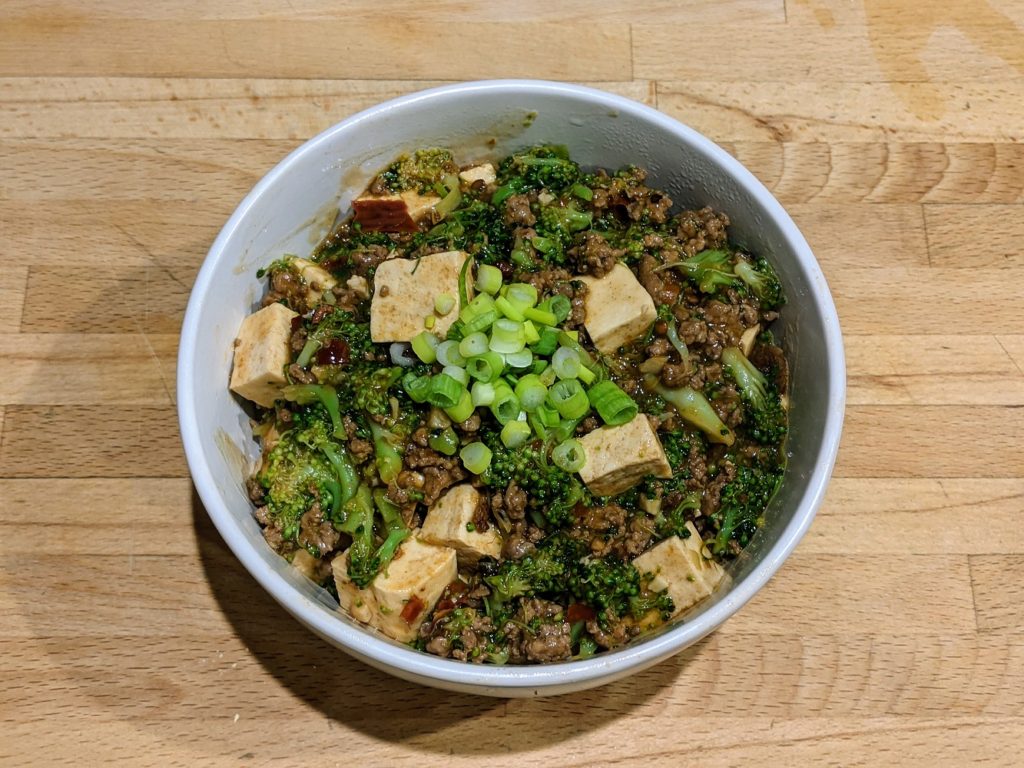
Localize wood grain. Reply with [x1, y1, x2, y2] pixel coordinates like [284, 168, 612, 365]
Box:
[2, 1, 1023, 765]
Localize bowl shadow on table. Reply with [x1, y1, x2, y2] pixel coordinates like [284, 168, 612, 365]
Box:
[192, 487, 704, 752]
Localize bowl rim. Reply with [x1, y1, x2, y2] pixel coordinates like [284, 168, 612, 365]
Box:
[178, 78, 846, 691]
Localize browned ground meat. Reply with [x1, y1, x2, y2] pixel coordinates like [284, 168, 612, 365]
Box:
[517, 599, 572, 663]
[297, 504, 341, 555]
[261, 268, 309, 313]
[572, 504, 656, 560]
[702, 459, 738, 518]
[287, 363, 317, 384]
[503, 194, 536, 227]
[349, 244, 391, 277]
[639, 253, 682, 305]
[675, 206, 730, 255]
[587, 610, 633, 650]
[571, 232, 622, 277]
[659, 362, 690, 389]
[592, 167, 673, 224]
[702, 300, 746, 359]
[751, 341, 790, 393]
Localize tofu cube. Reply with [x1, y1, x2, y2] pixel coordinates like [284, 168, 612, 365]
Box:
[579, 263, 658, 354]
[229, 302, 298, 408]
[345, 274, 370, 299]
[352, 189, 441, 232]
[577, 413, 672, 496]
[291, 257, 337, 303]
[290, 549, 320, 580]
[633, 522, 726, 617]
[371, 250, 468, 342]
[419, 485, 502, 564]
[459, 163, 497, 187]
[333, 535, 457, 643]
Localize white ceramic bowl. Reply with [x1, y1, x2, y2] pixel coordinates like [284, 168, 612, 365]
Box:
[178, 80, 845, 697]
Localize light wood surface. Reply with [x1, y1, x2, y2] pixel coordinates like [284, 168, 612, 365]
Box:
[2, 1, 1023, 765]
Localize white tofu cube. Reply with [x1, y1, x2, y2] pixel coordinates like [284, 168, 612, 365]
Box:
[420, 485, 502, 564]
[291, 549, 319, 580]
[229, 302, 298, 408]
[291, 257, 337, 303]
[352, 189, 441, 232]
[632, 522, 726, 617]
[333, 535, 457, 643]
[459, 163, 497, 187]
[577, 413, 672, 496]
[345, 274, 370, 299]
[579, 263, 658, 354]
[371, 250, 469, 342]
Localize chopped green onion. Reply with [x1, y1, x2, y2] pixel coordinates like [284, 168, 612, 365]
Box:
[551, 346, 582, 380]
[436, 340, 466, 367]
[444, 388, 475, 422]
[523, 320, 541, 345]
[552, 439, 586, 472]
[410, 331, 439, 364]
[471, 380, 496, 407]
[463, 309, 498, 335]
[459, 441, 493, 475]
[491, 184, 518, 207]
[427, 373, 464, 409]
[434, 174, 462, 216]
[523, 306, 557, 326]
[428, 427, 459, 456]
[570, 182, 594, 201]
[547, 379, 590, 420]
[501, 420, 532, 449]
[506, 283, 538, 310]
[504, 348, 533, 369]
[510, 236, 533, 268]
[457, 254, 472, 311]
[489, 318, 526, 354]
[460, 293, 496, 324]
[548, 294, 572, 324]
[531, 327, 559, 356]
[489, 383, 521, 425]
[459, 331, 490, 358]
[536, 403, 561, 428]
[494, 295, 525, 322]
[587, 380, 638, 425]
[434, 293, 456, 316]
[466, 351, 504, 382]
[442, 364, 469, 387]
[475, 264, 503, 295]
[514, 374, 548, 411]
[424, 315, 436, 330]
[577, 364, 597, 385]
[538, 364, 557, 387]
[402, 373, 432, 403]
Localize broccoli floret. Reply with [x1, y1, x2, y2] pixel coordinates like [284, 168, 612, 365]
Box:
[569, 556, 641, 618]
[347, 365, 404, 418]
[377, 148, 457, 193]
[528, 201, 594, 266]
[339, 485, 411, 588]
[647, 376, 735, 446]
[654, 489, 701, 540]
[628, 589, 675, 622]
[721, 347, 787, 446]
[712, 463, 783, 554]
[480, 428, 588, 528]
[257, 416, 358, 537]
[484, 544, 569, 612]
[280, 383, 344, 439]
[417, 198, 514, 266]
[734, 255, 784, 310]
[496, 145, 581, 195]
[368, 421, 403, 485]
[659, 249, 738, 294]
[296, 308, 374, 368]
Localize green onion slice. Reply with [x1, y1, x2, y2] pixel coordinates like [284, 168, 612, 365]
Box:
[470, 380, 496, 407]
[436, 340, 466, 367]
[466, 351, 504, 382]
[411, 331, 439, 364]
[460, 441, 493, 475]
[444, 388, 475, 422]
[551, 438, 586, 472]
[514, 374, 548, 411]
[426, 373, 464, 409]
[459, 331, 490, 359]
[587, 380, 638, 426]
[489, 318, 526, 354]
[475, 264, 503, 296]
[551, 346, 582, 380]
[500, 420, 532, 449]
[547, 379, 590, 420]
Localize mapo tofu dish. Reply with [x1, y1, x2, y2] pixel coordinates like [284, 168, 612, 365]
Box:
[229, 146, 789, 664]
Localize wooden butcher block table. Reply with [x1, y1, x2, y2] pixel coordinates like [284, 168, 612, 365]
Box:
[1, 1, 1022, 765]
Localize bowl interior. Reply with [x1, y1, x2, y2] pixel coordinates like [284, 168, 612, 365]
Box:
[179, 81, 844, 694]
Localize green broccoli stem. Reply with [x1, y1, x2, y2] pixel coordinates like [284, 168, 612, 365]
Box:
[368, 422, 403, 485]
[281, 384, 345, 439]
[648, 376, 735, 446]
[664, 316, 690, 364]
[713, 505, 741, 554]
[721, 347, 767, 408]
[317, 440, 359, 506]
